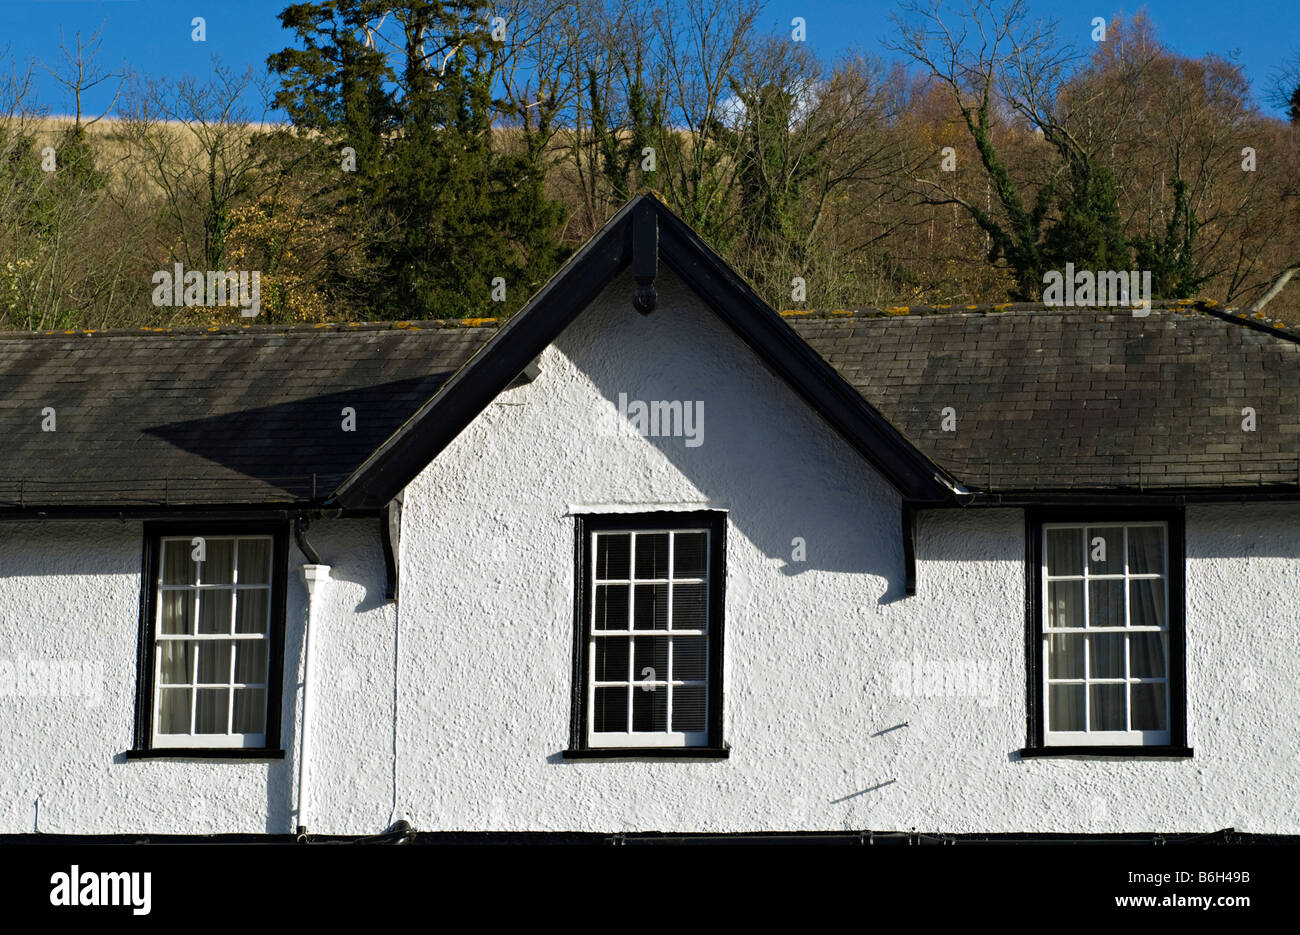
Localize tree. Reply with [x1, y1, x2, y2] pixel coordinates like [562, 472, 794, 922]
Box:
[1269, 50, 1300, 124]
[119, 61, 273, 273]
[41, 25, 123, 134]
[269, 0, 568, 318]
[890, 0, 1131, 300]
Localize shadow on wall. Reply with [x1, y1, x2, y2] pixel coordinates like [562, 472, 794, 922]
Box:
[554, 274, 908, 601]
[0, 521, 140, 577]
[1186, 504, 1300, 559]
[296, 521, 389, 615]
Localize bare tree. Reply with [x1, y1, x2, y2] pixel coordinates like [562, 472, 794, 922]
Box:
[119, 59, 274, 271]
[888, 0, 1090, 298]
[41, 25, 124, 132]
[652, 0, 761, 242]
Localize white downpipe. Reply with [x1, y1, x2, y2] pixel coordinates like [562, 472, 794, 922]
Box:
[297, 563, 331, 836]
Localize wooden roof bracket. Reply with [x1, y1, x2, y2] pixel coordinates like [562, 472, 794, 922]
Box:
[902, 501, 917, 596]
[381, 491, 403, 603]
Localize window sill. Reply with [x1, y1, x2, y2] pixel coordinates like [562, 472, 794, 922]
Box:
[125, 748, 286, 761]
[562, 746, 730, 760]
[1019, 745, 1193, 759]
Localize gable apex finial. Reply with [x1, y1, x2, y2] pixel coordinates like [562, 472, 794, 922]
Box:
[632, 198, 658, 314]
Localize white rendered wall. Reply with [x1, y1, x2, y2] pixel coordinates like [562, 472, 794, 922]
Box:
[0, 517, 393, 835]
[2, 268, 1298, 835]
[393, 267, 1300, 835]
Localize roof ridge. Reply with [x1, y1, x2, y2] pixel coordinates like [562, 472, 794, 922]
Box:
[779, 299, 1210, 318]
[0, 318, 503, 340]
[1199, 305, 1300, 345]
[780, 300, 1300, 341]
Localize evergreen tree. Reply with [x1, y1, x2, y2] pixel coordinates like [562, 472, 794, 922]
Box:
[269, 0, 567, 318]
[1130, 177, 1206, 299]
[1040, 154, 1130, 278]
[732, 75, 823, 278]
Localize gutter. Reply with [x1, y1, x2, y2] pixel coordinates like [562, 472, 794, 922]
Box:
[0, 505, 382, 522]
[949, 487, 1300, 507]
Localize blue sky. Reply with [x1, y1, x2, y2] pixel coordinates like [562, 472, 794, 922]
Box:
[1, 0, 1295, 120]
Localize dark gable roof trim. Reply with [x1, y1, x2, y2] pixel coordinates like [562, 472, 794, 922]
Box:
[328, 195, 960, 510]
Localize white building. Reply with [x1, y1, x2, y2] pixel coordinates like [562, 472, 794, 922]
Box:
[2, 196, 1298, 841]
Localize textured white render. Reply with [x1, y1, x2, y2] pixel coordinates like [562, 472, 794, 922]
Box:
[3, 268, 1299, 835]
[0, 516, 386, 835]
[384, 269, 1300, 836]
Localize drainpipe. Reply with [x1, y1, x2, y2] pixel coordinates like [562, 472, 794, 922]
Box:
[297, 562, 331, 837]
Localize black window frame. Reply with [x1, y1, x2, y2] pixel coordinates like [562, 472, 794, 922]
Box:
[1021, 506, 1191, 759]
[127, 519, 289, 759]
[564, 510, 728, 759]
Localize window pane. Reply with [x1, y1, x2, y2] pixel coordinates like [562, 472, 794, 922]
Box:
[1089, 633, 1125, 679]
[1089, 684, 1126, 731]
[633, 637, 669, 683]
[1130, 580, 1165, 628]
[674, 532, 707, 577]
[198, 589, 233, 634]
[1088, 579, 1124, 628]
[595, 534, 630, 580]
[238, 539, 271, 584]
[162, 540, 194, 585]
[672, 685, 706, 732]
[232, 688, 267, 734]
[593, 686, 627, 732]
[671, 582, 707, 630]
[157, 688, 192, 734]
[197, 641, 232, 684]
[159, 591, 192, 635]
[200, 539, 234, 585]
[633, 583, 668, 630]
[593, 584, 629, 630]
[1130, 632, 1167, 679]
[634, 533, 668, 579]
[1131, 682, 1168, 731]
[1045, 528, 1083, 576]
[1092, 577, 1123, 629]
[592, 636, 629, 682]
[195, 688, 230, 733]
[1047, 634, 1084, 679]
[1128, 526, 1165, 575]
[1046, 581, 1083, 628]
[1087, 527, 1123, 575]
[1048, 684, 1085, 731]
[632, 685, 668, 732]
[672, 637, 707, 681]
[235, 589, 269, 634]
[158, 641, 192, 684]
[234, 639, 268, 684]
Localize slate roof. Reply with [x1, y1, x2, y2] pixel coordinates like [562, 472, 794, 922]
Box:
[785, 303, 1300, 493]
[0, 322, 494, 509]
[1, 297, 1297, 510]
